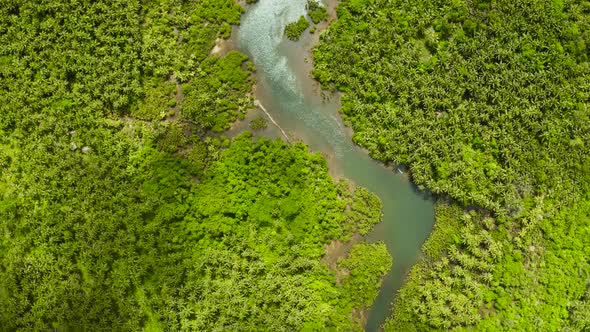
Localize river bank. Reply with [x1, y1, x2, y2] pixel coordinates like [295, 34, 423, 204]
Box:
[226, 0, 436, 330]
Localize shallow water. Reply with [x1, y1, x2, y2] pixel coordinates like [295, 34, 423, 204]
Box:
[233, 1, 436, 330]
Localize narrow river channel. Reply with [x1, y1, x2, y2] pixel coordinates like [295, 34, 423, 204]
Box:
[229, 0, 436, 330]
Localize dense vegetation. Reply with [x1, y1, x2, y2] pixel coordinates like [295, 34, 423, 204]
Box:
[314, 0, 590, 330]
[307, 0, 328, 24]
[136, 0, 256, 130]
[285, 16, 311, 41]
[181, 50, 254, 132]
[0, 0, 391, 330]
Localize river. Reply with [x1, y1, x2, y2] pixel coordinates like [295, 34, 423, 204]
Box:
[228, 0, 436, 330]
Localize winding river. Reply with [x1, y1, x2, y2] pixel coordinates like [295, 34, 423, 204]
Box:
[229, 0, 436, 330]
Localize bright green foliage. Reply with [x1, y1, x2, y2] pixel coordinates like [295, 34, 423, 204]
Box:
[156, 133, 390, 330]
[339, 243, 393, 309]
[285, 16, 311, 41]
[132, 78, 177, 120]
[314, 0, 590, 330]
[315, 0, 590, 212]
[181, 0, 244, 62]
[568, 288, 590, 331]
[347, 0, 374, 15]
[0, 1, 143, 117]
[347, 187, 383, 236]
[0, 130, 391, 330]
[0, 128, 190, 330]
[181, 51, 254, 132]
[388, 205, 503, 330]
[141, 0, 247, 80]
[472, 201, 590, 331]
[186, 133, 352, 257]
[307, 0, 328, 24]
[140, 0, 254, 131]
[0, 0, 389, 330]
[388, 201, 590, 331]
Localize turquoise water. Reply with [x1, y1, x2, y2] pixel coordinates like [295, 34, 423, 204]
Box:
[234, 1, 436, 330]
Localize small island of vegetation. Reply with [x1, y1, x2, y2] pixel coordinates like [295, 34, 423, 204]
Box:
[285, 15, 311, 41]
